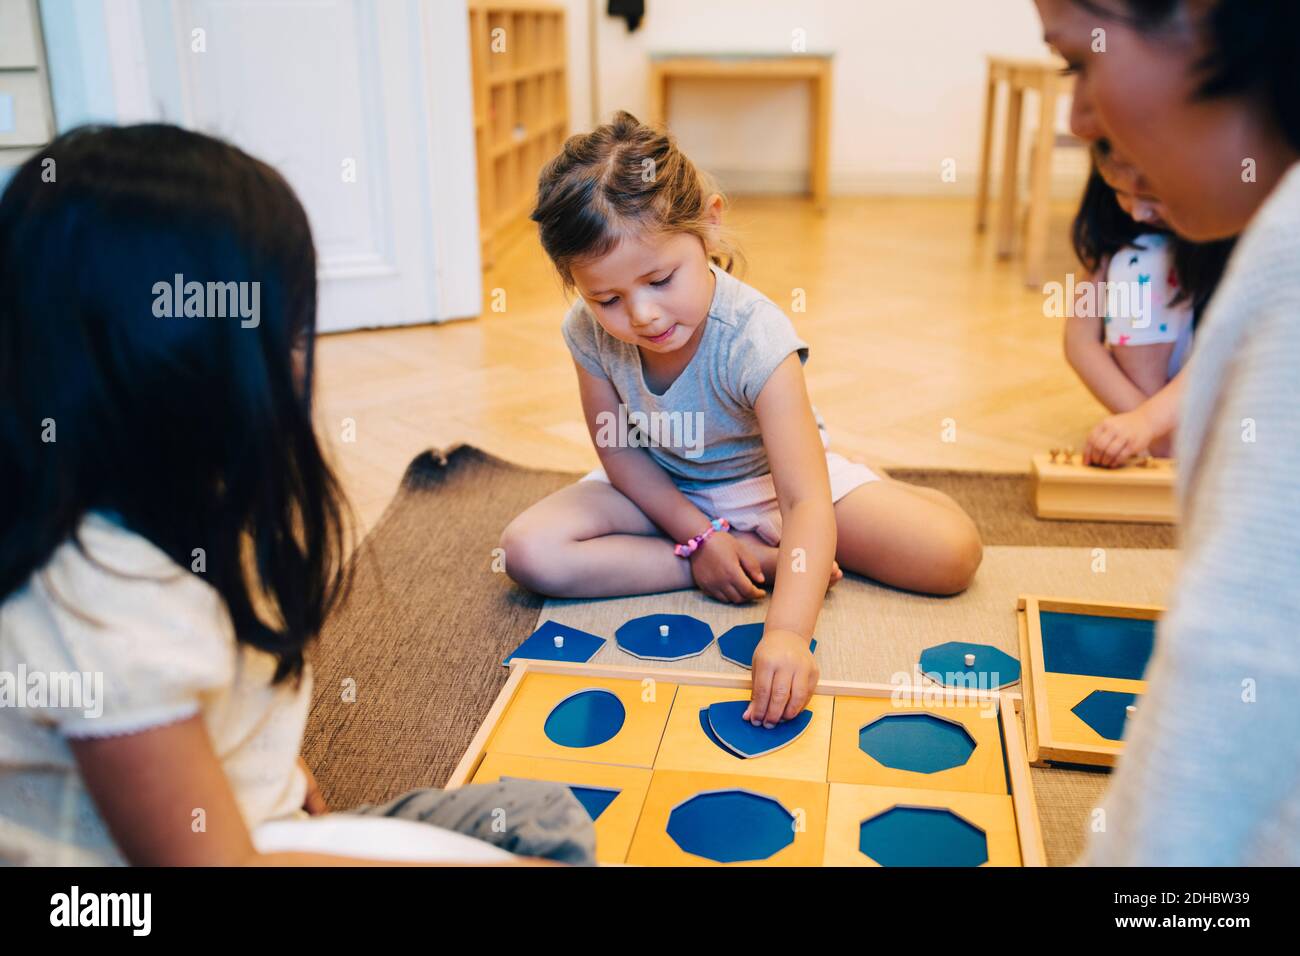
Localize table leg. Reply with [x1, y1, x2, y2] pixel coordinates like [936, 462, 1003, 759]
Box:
[810, 63, 831, 213]
[1024, 81, 1059, 288]
[996, 86, 1024, 259]
[975, 70, 998, 232]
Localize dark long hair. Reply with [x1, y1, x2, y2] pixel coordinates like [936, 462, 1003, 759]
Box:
[0, 124, 348, 683]
[1072, 1, 1300, 152]
[1072, 163, 1235, 319]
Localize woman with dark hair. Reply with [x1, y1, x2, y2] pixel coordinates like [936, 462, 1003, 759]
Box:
[1036, 0, 1300, 864]
[0, 125, 590, 865]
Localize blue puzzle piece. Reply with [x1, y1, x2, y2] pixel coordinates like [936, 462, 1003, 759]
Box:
[667, 790, 794, 863]
[501, 777, 621, 821]
[717, 622, 816, 669]
[569, 785, 621, 821]
[859, 806, 988, 867]
[919, 641, 1020, 689]
[698, 707, 739, 757]
[1071, 689, 1141, 741]
[502, 620, 606, 667]
[706, 700, 813, 758]
[1040, 611, 1155, 681]
[858, 712, 977, 774]
[615, 613, 714, 661]
[543, 689, 625, 748]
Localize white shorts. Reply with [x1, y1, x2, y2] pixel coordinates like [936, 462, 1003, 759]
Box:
[580, 451, 879, 547]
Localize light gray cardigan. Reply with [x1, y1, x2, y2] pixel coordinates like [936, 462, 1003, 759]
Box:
[1087, 162, 1300, 865]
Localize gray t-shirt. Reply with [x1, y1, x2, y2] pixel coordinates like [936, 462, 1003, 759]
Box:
[562, 264, 817, 491]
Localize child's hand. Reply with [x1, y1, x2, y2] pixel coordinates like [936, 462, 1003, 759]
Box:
[689, 532, 767, 604]
[744, 629, 819, 727]
[1084, 409, 1156, 467]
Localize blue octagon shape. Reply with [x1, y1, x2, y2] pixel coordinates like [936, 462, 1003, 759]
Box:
[717, 622, 817, 669]
[859, 806, 988, 866]
[1072, 689, 1141, 741]
[616, 613, 714, 661]
[666, 790, 795, 863]
[919, 641, 1020, 689]
[858, 712, 976, 774]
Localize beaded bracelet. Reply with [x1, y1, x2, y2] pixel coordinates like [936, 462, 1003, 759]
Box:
[674, 517, 731, 558]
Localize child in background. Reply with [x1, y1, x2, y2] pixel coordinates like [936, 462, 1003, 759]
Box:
[0, 125, 591, 866]
[1066, 145, 1233, 465]
[502, 112, 983, 727]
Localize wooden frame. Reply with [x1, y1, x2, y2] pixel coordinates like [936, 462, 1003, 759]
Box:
[1030, 451, 1177, 524]
[654, 684, 834, 782]
[827, 696, 1009, 796]
[470, 753, 652, 864]
[1017, 595, 1162, 767]
[647, 53, 833, 213]
[627, 770, 828, 867]
[467, 1, 569, 269]
[447, 660, 1046, 866]
[824, 783, 1023, 867]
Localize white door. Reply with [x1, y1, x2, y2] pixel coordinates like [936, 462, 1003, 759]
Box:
[50, 0, 481, 331]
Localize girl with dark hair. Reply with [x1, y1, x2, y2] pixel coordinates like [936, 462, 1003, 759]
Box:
[0, 125, 591, 865]
[502, 111, 984, 728]
[1066, 145, 1234, 464]
[1037, 0, 1300, 864]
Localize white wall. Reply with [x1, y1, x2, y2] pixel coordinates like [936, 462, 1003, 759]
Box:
[561, 0, 1081, 197]
[39, 0, 481, 329]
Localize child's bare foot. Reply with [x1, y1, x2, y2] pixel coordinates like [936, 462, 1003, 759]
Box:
[737, 532, 842, 593]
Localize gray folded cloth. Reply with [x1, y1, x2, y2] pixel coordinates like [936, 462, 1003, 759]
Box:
[350, 779, 596, 865]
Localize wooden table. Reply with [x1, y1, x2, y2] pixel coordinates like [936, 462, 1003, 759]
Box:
[647, 52, 833, 212]
[974, 56, 1075, 288]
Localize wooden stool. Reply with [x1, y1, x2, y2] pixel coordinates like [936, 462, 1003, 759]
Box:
[647, 52, 833, 213]
[974, 56, 1074, 288]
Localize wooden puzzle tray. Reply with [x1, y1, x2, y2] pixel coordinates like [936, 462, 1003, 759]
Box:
[448, 660, 1046, 866]
[1017, 594, 1161, 767]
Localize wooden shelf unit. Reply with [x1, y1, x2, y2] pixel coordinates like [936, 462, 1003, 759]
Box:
[467, 1, 569, 270]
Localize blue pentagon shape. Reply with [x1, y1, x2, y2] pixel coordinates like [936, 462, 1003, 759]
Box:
[717, 622, 816, 669]
[858, 712, 976, 774]
[543, 689, 626, 748]
[858, 806, 988, 866]
[706, 700, 814, 758]
[1071, 689, 1140, 741]
[666, 789, 794, 863]
[919, 640, 1020, 689]
[616, 613, 714, 662]
[502, 620, 606, 666]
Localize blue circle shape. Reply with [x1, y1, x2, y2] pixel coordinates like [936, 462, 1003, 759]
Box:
[667, 790, 794, 863]
[859, 806, 988, 866]
[543, 689, 626, 748]
[858, 713, 976, 774]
